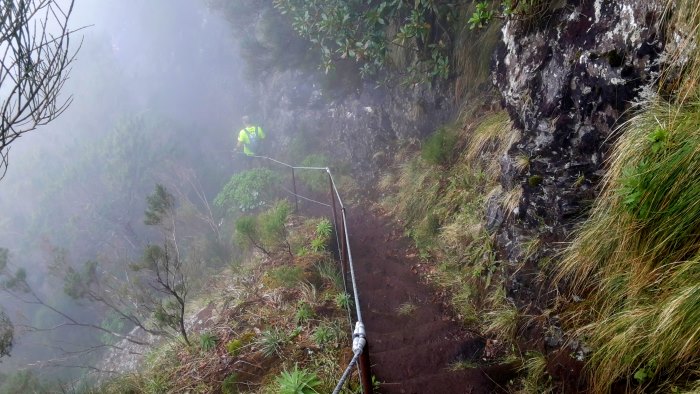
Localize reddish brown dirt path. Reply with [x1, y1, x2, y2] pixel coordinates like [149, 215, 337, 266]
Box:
[348, 205, 512, 394]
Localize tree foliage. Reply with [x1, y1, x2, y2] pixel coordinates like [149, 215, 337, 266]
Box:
[145, 184, 176, 226]
[272, 0, 456, 82]
[0, 308, 12, 361]
[0, 0, 78, 179]
[214, 168, 281, 214]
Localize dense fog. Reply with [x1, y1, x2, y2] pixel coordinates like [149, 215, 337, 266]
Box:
[0, 0, 248, 383]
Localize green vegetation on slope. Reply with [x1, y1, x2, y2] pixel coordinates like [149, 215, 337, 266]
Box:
[556, 1, 700, 392]
[98, 213, 358, 393]
[381, 110, 519, 330]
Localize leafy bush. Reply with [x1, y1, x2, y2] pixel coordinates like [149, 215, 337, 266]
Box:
[214, 168, 281, 214]
[275, 365, 322, 394]
[469, 0, 552, 30]
[422, 127, 458, 165]
[235, 201, 292, 255]
[272, 0, 454, 83]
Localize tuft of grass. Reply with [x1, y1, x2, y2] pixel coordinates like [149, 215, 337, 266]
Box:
[449, 359, 478, 371]
[333, 292, 353, 311]
[520, 351, 552, 394]
[199, 332, 218, 352]
[422, 125, 459, 165]
[315, 258, 344, 291]
[557, 3, 700, 388]
[221, 373, 238, 394]
[257, 328, 288, 358]
[294, 302, 315, 325]
[275, 365, 322, 394]
[484, 291, 519, 341]
[311, 321, 344, 348]
[315, 218, 332, 239]
[396, 301, 418, 316]
[298, 282, 320, 306]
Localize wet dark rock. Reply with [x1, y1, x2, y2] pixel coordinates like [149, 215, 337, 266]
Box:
[493, 0, 665, 263]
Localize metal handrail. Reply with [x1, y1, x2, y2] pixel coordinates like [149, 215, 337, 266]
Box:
[248, 155, 372, 393]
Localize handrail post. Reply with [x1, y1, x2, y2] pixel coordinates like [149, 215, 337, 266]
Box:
[359, 345, 373, 394]
[328, 170, 340, 247]
[340, 208, 349, 289]
[291, 167, 299, 212]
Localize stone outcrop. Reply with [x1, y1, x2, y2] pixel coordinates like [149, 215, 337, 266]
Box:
[257, 70, 455, 182]
[491, 0, 665, 266]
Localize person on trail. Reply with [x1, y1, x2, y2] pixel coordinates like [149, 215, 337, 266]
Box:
[237, 115, 265, 157]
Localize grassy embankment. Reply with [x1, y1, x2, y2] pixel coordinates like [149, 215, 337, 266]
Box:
[556, 1, 700, 392]
[381, 2, 700, 392]
[380, 106, 555, 391]
[97, 201, 362, 394]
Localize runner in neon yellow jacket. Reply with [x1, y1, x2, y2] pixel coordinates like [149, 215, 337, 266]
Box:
[237, 116, 266, 156]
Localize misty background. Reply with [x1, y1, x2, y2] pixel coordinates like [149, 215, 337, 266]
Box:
[0, 0, 251, 382]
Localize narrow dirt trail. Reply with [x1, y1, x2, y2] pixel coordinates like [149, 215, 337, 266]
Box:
[348, 205, 511, 393]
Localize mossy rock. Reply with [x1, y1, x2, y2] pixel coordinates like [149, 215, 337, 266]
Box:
[528, 175, 543, 187]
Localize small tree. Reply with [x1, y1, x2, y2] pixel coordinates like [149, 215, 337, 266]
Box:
[132, 243, 190, 346]
[139, 184, 190, 345]
[235, 201, 292, 257]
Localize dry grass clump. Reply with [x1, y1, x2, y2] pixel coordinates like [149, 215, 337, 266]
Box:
[557, 2, 700, 391]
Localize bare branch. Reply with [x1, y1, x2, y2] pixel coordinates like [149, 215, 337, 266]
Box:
[0, 0, 79, 179]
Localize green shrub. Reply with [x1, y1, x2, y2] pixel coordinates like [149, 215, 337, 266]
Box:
[272, 0, 453, 83]
[221, 373, 239, 394]
[298, 154, 329, 192]
[259, 200, 292, 251]
[199, 332, 218, 351]
[235, 201, 292, 256]
[214, 168, 281, 214]
[275, 365, 322, 394]
[422, 127, 458, 165]
[266, 266, 304, 288]
[311, 321, 343, 347]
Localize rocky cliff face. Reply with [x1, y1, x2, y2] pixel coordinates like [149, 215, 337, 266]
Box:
[256, 70, 455, 183]
[254, 0, 666, 280]
[490, 0, 665, 270]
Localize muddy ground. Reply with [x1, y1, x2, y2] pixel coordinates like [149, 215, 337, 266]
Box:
[347, 204, 516, 394]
